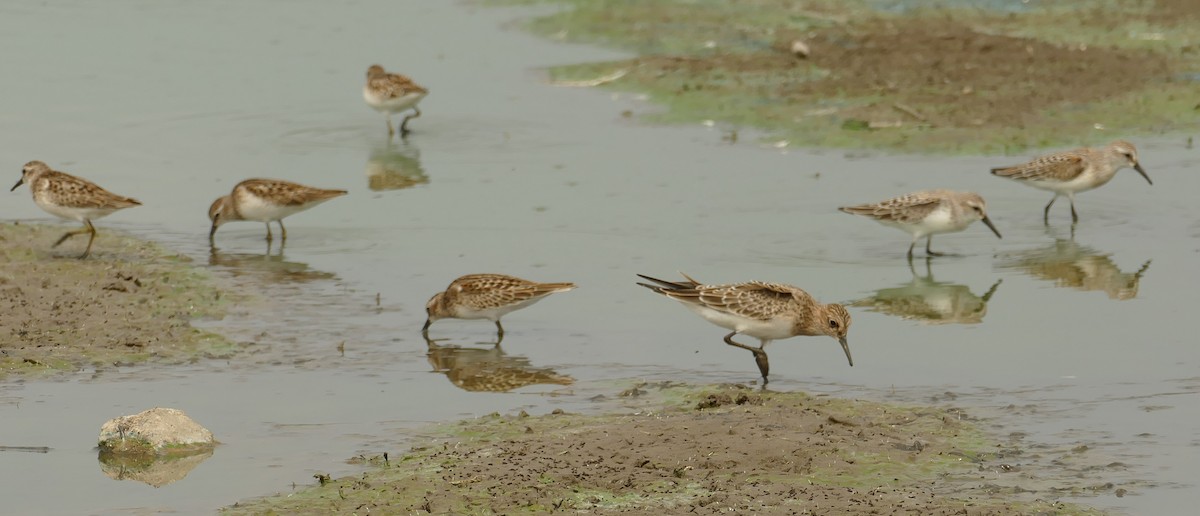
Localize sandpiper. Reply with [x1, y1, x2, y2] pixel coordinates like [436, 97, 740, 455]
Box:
[11, 161, 141, 259]
[364, 64, 428, 138]
[208, 179, 348, 242]
[423, 274, 576, 344]
[991, 140, 1151, 224]
[840, 189, 1001, 260]
[637, 273, 852, 385]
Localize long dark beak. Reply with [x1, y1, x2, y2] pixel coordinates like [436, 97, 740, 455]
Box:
[1134, 163, 1152, 185]
[208, 222, 219, 241]
[838, 336, 853, 367]
[421, 318, 432, 335]
[11, 177, 23, 192]
[981, 216, 1002, 239]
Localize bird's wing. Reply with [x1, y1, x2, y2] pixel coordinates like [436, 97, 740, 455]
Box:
[991, 152, 1086, 182]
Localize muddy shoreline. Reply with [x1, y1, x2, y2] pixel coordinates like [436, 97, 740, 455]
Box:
[0, 222, 242, 379]
[225, 383, 1106, 514]
[504, 0, 1200, 153]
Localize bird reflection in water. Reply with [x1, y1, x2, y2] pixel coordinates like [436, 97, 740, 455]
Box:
[851, 258, 1002, 325]
[997, 238, 1151, 300]
[425, 338, 574, 393]
[208, 243, 336, 284]
[366, 142, 428, 192]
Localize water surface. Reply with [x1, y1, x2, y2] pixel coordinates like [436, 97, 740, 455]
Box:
[0, 1, 1197, 514]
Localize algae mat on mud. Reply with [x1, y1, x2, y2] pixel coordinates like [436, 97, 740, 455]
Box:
[501, 0, 1200, 153]
[0, 223, 240, 378]
[225, 385, 1103, 515]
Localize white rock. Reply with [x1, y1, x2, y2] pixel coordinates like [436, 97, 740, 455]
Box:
[98, 407, 214, 453]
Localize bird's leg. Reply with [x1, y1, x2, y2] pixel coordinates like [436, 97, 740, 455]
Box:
[53, 224, 91, 248]
[754, 350, 770, 385]
[494, 320, 505, 346]
[1043, 194, 1059, 225]
[925, 236, 944, 256]
[907, 239, 916, 261]
[723, 332, 770, 384]
[400, 107, 422, 137]
[264, 223, 273, 242]
[385, 114, 395, 137]
[1067, 193, 1079, 223]
[279, 220, 288, 241]
[79, 220, 97, 259]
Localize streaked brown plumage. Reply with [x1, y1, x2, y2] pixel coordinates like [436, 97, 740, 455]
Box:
[840, 189, 1001, 259]
[364, 64, 428, 138]
[637, 273, 852, 385]
[12, 160, 141, 259]
[423, 274, 576, 343]
[991, 140, 1151, 223]
[208, 178, 347, 242]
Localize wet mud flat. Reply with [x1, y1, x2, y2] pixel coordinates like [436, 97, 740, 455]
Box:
[225, 384, 1108, 515]
[0, 222, 241, 379]
[500, 0, 1200, 153]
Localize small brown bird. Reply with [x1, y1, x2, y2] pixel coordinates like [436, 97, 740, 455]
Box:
[12, 161, 141, 259]
[208, 179, 347, 242]
[839, 190, 1001, 260]
[363, 64, 429, 138]
[422, 274, 576, 344]
[991, 140, 1151, 224]
[637, 273, 852, 385]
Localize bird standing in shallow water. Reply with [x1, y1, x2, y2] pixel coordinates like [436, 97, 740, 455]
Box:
[363, 64, 428, 138]
[208, 179, 347, 243]
[990, 140, 1151, 224]
[840, 189, 1001, 260]
[12, 161, 141, 259]
[423, 274, 577, 344]
[637, 273, 852, 385]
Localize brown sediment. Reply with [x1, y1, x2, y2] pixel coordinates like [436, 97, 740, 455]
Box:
[225, 384, 1110, 515]
[0, 223, 241, 378]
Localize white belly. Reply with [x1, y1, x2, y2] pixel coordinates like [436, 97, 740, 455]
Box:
[877, 205, 966, 238]
[363, 87, 426, 114]
[684, 303, 795, 341]
[36, 199, 116, 222]
[235, 195, 323, 222]
[1024, 167, 1112, 195]
[453, 296, 548, 321]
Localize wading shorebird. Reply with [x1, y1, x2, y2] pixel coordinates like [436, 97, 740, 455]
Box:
[423, 274, 577, 344]
[12, 161, 141, 259]
[208, 179, 347, 243]
[991, 140, 1151, 224]
[637, 273, 852, 385]
[840, 189, 1001, 260]
[364, 64, 428, 138]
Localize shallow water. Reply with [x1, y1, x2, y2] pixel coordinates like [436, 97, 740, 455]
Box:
[0, 1, 1197, 514]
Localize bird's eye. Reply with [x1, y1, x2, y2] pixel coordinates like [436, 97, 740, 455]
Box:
[829, 319, 840, 329]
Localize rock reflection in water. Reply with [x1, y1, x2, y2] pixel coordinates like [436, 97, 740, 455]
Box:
[851, 259, 1001, 325]
[998, 239, 1151, 300]
[208, 245, 336, 283]
[426, 340, 573, 393]
[98, 448, 214, 487]
[366, 143, 427, 191]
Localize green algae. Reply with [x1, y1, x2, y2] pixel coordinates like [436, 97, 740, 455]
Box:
[0, 223, 245, 379]
[224, 384, 1106, 515]
[492, 0, 1200, 154]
